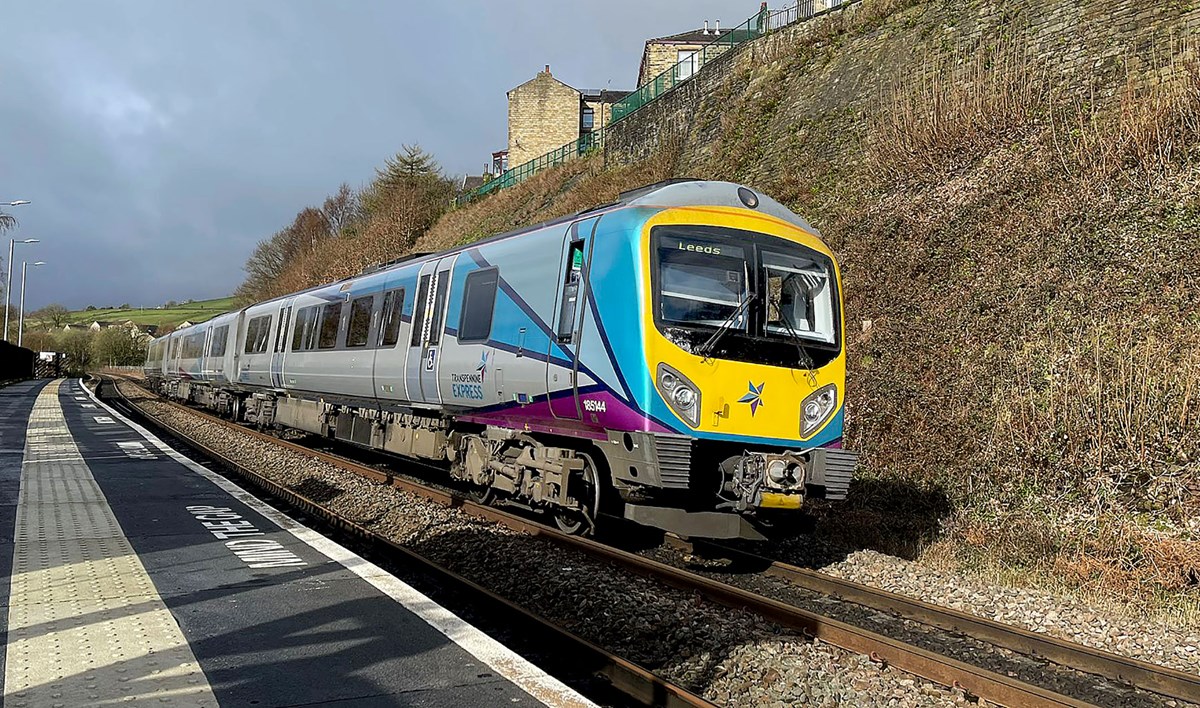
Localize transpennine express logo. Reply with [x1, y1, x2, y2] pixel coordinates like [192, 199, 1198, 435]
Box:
[738, 381, 765, 416]
[476, 351, 488, 382]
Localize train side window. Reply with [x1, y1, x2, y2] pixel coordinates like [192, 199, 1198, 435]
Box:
[245, 315, 272, 354]
[291, 307, 311, 351]
[411, 274, 431, 346]
[243, 318, 259, 354]
[380, 288, 406, 347]
[346, 296, 373, 348]
[428, 274, 449, 346]
[556, 240, 585, 343]
[318, 302, 342, 350]
[458, 268, 498, 343]
[209, 326, 228, 357]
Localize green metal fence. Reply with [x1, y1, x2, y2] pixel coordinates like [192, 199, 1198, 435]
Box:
[456, 128, 606, 206]
[610, 17, 766, 124]
[457, 2, 850, 206]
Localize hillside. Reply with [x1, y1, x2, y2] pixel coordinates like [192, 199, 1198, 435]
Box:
[62, 296, 236, 330]
[240, 0, 1199, 613]
[419, 0, 1200, 611]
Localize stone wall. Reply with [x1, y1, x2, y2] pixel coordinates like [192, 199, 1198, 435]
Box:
[507, 70, 581, 167]
[606, 0, 1200, 167]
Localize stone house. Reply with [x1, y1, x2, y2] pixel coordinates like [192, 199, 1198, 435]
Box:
[505, 66, 631, 167]
[637, 20, 757, 87]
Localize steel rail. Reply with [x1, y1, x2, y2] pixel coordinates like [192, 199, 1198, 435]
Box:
[678, 538, 1200, 705]
[108, 375, 1129, 707]
[101, 377, 710, 708]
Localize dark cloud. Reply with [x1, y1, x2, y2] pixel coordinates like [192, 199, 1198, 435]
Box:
[2, 0, 752, 309]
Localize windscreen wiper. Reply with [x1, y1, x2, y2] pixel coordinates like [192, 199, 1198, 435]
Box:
[697, 293, 755, 363]
[769, 295, 817, 373]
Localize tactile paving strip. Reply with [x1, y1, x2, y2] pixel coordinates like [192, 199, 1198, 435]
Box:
[4, 381, 218, 707]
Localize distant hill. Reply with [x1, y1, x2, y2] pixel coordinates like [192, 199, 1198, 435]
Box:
[64, 296, 238, 331]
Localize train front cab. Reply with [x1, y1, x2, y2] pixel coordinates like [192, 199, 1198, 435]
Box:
[622, 200, 856, 539]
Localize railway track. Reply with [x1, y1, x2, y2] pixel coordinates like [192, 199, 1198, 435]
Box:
[103, 374, 1199, 707]
[99, 376, 710, 708]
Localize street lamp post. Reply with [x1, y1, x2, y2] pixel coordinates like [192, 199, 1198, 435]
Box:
[5, 237, 39, 342]
[1, 198, 32, 341]
[17, 261, 45, 348]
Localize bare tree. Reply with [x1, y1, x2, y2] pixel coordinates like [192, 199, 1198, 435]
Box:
[322, 184, 362, 237]
[32, 303, 71, 328]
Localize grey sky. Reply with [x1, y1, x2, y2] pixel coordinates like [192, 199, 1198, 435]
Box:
[2, 0, 754, 310]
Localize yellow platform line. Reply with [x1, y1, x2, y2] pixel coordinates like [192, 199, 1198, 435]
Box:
[4, 380, 218, 707]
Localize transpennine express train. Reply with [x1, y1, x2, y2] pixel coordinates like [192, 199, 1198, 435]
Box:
[144, 180, 855, 539]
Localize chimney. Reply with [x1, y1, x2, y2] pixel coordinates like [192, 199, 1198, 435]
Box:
[703, 20, 709, 35]
[544, 64, 551, 75]
[715, 19, 721, 33]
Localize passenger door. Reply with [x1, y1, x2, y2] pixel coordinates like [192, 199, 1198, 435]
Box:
[404, 256, 455, 406]
[270, 299, 293, 389]
[371, 279, 409, 402]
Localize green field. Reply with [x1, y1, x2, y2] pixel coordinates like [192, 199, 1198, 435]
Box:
[62, 296, 238, 330]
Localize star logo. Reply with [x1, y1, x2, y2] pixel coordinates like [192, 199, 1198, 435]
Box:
[738, 381, 765, 416]
[476, 351, 488, 382]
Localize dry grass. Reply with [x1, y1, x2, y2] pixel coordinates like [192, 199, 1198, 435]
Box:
[867, 42, 1050, 182]
[1054, 49, 1200, 187]
[248, 0, 1200, 614]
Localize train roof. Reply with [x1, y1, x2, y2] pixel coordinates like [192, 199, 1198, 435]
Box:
[616, 179, 820, 235]
[222, 180, 821, 319]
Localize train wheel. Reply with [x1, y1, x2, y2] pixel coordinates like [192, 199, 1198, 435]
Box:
[554, 454, 600, 536]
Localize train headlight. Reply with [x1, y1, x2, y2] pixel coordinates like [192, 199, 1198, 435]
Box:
[800, 384, 838, 438]
[673, 386, 696, 410]
[657, 363, 701, 428]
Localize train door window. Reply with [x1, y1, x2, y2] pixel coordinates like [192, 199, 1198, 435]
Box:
[380, 288, 406, 347]
[428, 274, 450, 346]
[346, 296, 373, 348]
[274, 307, 291, 353]
[555, 240, 585, 343]
[411, 274, 432, 346]
[317, 302, 342, 350]
[170, 337, 180, 360]
[209, 326, 228, 357]
[458, 268, 498, 343]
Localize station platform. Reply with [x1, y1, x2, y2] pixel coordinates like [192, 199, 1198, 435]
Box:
[1, 379, 593, 708]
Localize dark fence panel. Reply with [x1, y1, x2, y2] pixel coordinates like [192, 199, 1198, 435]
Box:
[0, 341, 35, 380]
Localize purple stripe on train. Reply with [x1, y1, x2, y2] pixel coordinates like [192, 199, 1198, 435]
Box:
[459, 390, 674, 440]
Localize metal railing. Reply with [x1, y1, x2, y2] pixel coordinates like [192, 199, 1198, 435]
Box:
[457, 1, 854, 206]
[456, 129, 607, 206]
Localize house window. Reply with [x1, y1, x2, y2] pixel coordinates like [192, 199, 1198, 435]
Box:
[677, 49, 698, 81]
[581, 106, 595, 132]
[458, 268, 499, 343]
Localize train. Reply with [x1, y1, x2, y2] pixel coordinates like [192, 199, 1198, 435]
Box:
[144, 179, 855, 539]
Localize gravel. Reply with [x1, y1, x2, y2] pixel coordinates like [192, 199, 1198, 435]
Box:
[754, 534, 1200, 679]
[115, 381, 969, 707]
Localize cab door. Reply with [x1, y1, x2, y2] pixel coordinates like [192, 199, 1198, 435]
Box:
[546, 221, 592, 419]
[404, 256, 455, 406]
